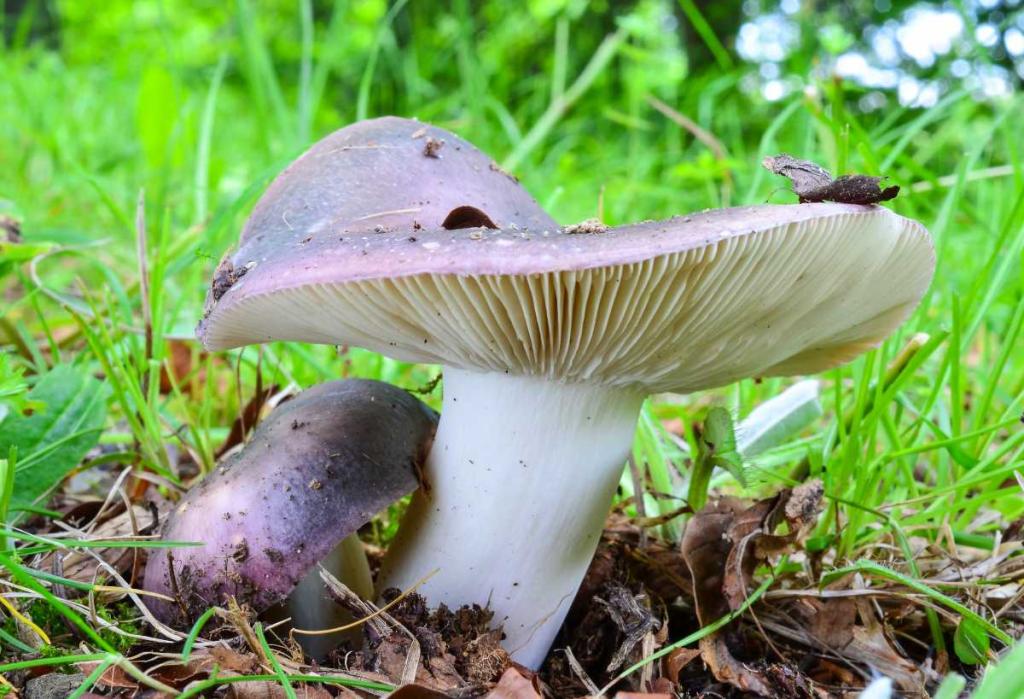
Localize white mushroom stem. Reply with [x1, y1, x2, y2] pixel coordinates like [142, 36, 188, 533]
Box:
[378, 367, 644, 668]
[285, 534, 373, 659]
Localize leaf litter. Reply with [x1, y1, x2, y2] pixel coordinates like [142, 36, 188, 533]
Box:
[762, 154, 900, 205]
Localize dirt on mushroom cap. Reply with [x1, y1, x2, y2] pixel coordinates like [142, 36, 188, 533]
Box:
[142, 379, 437, 625]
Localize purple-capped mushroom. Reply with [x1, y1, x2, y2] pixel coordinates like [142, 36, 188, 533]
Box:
[143, 379, 436, 657]
[197, 116, 935, 667]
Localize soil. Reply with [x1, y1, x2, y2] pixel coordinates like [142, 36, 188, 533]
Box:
[423, 137, 446, 158]
[564, 218, 609, 235]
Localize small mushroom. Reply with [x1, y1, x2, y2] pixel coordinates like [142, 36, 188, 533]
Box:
[143, 379, 437, 658]
[197, 117, 935, 667]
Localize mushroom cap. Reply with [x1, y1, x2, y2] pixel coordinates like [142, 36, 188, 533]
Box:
[142, 379, 437, 624]
[199, 118, 935, 394]
[201, 115, 555, 316]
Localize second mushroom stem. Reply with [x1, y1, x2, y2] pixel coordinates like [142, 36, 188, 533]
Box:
[377, 367, 644, 669]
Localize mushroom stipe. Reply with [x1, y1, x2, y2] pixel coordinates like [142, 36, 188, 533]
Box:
[197, 116, 935, 668]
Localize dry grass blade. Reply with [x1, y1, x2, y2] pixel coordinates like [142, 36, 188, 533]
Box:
[646, 95, 727, 162]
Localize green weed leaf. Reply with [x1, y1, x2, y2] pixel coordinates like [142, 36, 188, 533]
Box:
[954, 617, 990, 665]
[0, 365, 109, 519]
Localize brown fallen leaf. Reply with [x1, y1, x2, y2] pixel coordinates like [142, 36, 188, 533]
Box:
[215, 382, 279, 459]
[681, 498, 771, 696]
[614, 693, 673, 699]
[35, 503, 159, 589]
[722, 496, 780, 611]
[697, 635, 770, 696]
[762, 154, 899, 204]
[761, 591, 925, 694]
[485, 666, 544, 699]
[387, 685, 450, 698]
[723, 480, 824, 611]
[662, 646, 701, 684]
[681, 498, 743, 624]
[160, 338, 219, 395]
[802, 597, 858, 649]
[76, 661, 138, 692]
[227, 680, 333, 698]
[146, 651, 217, 688]
[210, 644, 263, 674]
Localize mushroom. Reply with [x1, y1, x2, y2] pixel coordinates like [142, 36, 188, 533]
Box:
[197, 116, 935, 667]
[143, 379, 437, 658]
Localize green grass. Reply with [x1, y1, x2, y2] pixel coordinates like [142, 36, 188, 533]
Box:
[1, 0, 1023, 696]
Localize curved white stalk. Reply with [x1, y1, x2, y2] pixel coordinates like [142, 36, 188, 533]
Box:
[378, 367, 644, 668]
[285, 534, 373, 659]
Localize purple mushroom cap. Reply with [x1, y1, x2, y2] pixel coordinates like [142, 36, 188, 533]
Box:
[143, 379, 437, 624]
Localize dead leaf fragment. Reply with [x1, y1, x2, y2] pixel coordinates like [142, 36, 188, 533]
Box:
[485, 666, 543, 699]
[228, 680, 333, 698]
[35, 503, 158, 589]
[762, 154, 899, 204]
[387, 685, 450, 699]
[698, 634, 771, 696]
[423, 137, 445, 158]
[1, 215, 22, 243]
[680, 498, 743, 624]
[215, 382, 280, 458]
[663, 646, 701, 683]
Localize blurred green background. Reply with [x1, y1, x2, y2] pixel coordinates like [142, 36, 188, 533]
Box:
[3, 0, 1021, 291]
[1, 0, 1022, 473]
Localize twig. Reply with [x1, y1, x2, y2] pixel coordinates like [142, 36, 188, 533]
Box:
[646, 95, 726, 161]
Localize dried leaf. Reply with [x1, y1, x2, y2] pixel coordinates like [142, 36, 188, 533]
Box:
[613, 693, 673, 699]
[215, 382, 279, 458]
[485, 666, 544, 699]
[681, 498, 773, 696]
[96, 663, 138, 690]
[210, 644, 262, 674]
[802, 597, 857, 649]
[785, 480, 825, 529]
[227, 680, 333, 698]
[762, 154, 899, 204]
[662, 646, 701, 683]
[386, 685, 450, 699]
[160, 338, 215, 395]
[722, 481, 824, 611]
[147, 651, 218, 688]
[722, 497, 779, 610]
[36, 503, 158, 587]
[762, 154, 832, 195]
[698, 635, 771, 696]
[680, 498, 743, 624]
[806, 175, 900, 205]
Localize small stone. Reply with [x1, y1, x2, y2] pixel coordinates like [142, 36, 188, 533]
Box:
[24, 673, 87, 699]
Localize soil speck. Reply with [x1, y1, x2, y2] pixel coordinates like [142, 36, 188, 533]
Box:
[423, 137, 445, 158]
[565, 218, 609, 235]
